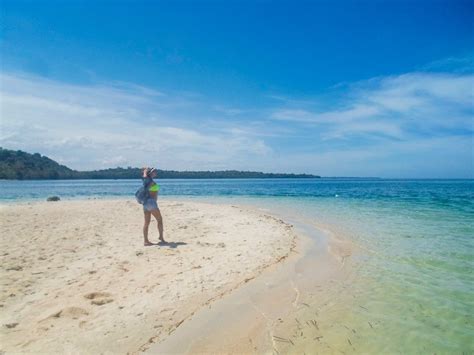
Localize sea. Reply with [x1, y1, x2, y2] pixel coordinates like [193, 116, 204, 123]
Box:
[1, 178, 473, 353]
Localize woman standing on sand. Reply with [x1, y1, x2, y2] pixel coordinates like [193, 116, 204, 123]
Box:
[142, 167, 165, 246]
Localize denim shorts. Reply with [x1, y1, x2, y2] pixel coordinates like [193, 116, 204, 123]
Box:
[143, 198, 159, 212]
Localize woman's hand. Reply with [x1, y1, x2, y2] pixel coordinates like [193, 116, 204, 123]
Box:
[142, 167, 148, 178]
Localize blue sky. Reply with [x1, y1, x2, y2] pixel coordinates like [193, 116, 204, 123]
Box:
[1, 0, 473, 177]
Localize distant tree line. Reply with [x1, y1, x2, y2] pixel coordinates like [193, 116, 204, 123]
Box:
[0, 148, 320, 180]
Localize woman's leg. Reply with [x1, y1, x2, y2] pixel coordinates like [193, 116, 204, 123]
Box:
[143, 211, 153, 245]
[151, 209, 165, 242]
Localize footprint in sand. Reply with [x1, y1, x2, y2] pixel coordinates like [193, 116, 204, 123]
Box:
[6, 265, 23, 271]
[3, 322, 19, 329]
[84, 292, 114, 305]
[197, 241, 212, 247]
[40, 307, 89, 323]
[52, 307, 89, 319]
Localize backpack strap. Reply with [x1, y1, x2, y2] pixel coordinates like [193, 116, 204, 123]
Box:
[143, 176, 153, 189]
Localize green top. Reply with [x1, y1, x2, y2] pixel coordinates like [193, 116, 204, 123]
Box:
[149, 184, 160, 192]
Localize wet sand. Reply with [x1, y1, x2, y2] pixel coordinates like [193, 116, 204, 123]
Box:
[0, 199, 296, 354]
[146, 212, 356, 354]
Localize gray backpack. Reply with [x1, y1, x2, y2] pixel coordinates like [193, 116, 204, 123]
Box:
[135, 178, 151, 204]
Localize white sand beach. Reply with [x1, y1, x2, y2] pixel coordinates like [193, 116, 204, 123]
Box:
[0, 199, 297, 354]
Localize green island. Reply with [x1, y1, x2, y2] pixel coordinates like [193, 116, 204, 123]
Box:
[0, 148, 319, 180]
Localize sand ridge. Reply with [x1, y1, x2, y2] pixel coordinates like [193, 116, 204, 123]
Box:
[0, 199, 296, 354]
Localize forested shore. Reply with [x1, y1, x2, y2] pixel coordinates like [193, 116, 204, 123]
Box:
[0, 148, 319, 180]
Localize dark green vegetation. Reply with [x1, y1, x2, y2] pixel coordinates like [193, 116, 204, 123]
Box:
[0, 148, 319, 180]
[0, 148, 76, 179]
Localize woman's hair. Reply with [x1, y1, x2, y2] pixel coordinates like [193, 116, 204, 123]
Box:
[146, 167, 157, 177]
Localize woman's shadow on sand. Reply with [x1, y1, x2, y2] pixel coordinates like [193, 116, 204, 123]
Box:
[156, 241, 187, 249]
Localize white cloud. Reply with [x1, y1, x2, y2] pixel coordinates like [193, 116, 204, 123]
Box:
[1, 64, 472, 177]
[0, 72, 271, 170]
[212, 105, 245, 116]
[270, 72, 474, 140]
[420, 55, 474, 73]
[367, 73, 474, 109]
[272, 105, 379, 124]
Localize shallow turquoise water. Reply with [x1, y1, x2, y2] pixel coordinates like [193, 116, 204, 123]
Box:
[1, 178, 473, 352]
[254, 194, 473, 353]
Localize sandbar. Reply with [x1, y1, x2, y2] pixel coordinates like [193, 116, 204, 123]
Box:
[0, 199, 296, 354]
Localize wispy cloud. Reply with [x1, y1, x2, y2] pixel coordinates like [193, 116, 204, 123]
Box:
[420, 54, 474, 73]
[1, 58, 473, 177]
[272, 105, 380, 124]
[212, 105, 246, 116]
[0, 72, 271, 170]
[270, 71, 474, 141]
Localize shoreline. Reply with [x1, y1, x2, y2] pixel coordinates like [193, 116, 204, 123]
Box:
[147, 206, 354, 354]
[0, 198, 302, 354]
